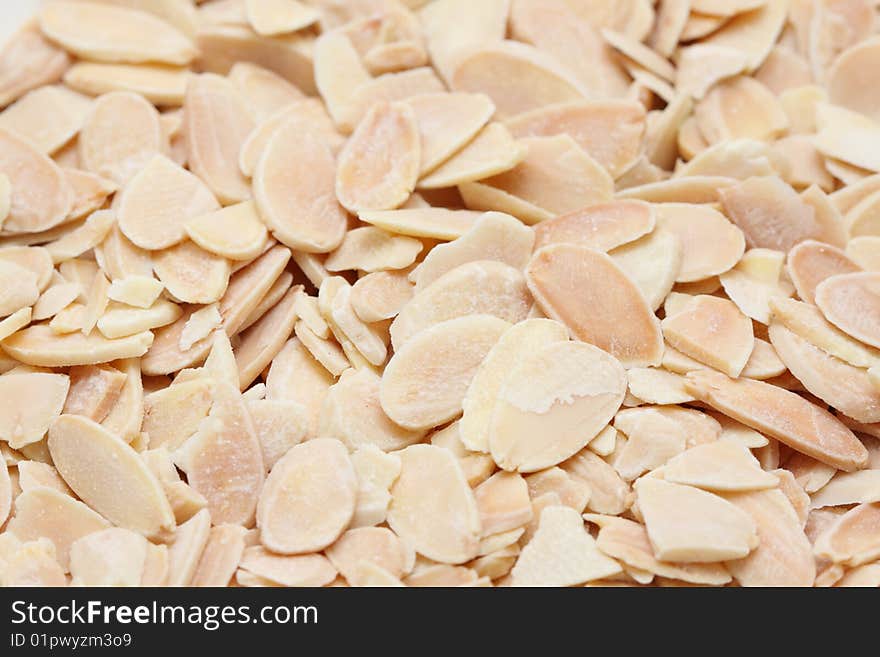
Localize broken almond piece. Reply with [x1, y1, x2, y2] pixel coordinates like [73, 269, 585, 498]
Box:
[626, 368, 695, 405]
[664, 441, 779, 492]
[325, 227, 422, 273]
[69, 527, 147, 587]
[107, 276, 163, 310]
[814, 273, 880, 350]
[63, 364, 126, 423]
[814, 503, 880, 567]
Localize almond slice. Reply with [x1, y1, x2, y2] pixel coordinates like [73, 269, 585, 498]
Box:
[349, 444, 401, 529]
[664, 441, 779, 492]
[313, 31, 371, 130]
[97, 300, 182, 339]
[228, 62, 305, 122]
[265, 337, 334, 438]
[0, 85, 91, 155]
[676, 44, 749, 99]
[390, 260, 531, 350]
[490, 340, 626, 473]
[96, 224, 153, 281]
[107, 276, 163, 309]
[828, 36, 880, 122]
[381, 314, 509, 430]
[809, 470, 880, 509]
[45, 209, 115, 265]
[814, 503, 880, 567]
[48, 414, 174, 537]
[526, 243, 664, 368]
[814, 273, 880, 350]
[703, 0, 788, 70]
[684, 369, 869, 471]
[618, 175, 737, 204]
[244, 0, 319, 36]
[720, 248, 794, 324]
[184, 201, 269, 262]
[358, 208, 482, 240]
[153, 240, 230, 305]
[788, 240, 861, 307]
[325, 227, 422, 273]
[69, 527, 147, 587]
[534, 200, 654, 253]
[3, 324, 153, 367]
[191, 524, 248, 587]
[239, 546, 337, 587]
[63, 364, 126, 423]
[38, 1, 197, 66]
[350, 270, 414, 323]
[253, 115, 346, 253]
[257, 438, 356, 554]
[0, 372, 68, 449]
[0, 307, 31, 342]
[0, 22, 70, 109]
[246, 399, 307, 470]
[64, 62, 188, 106]
[326, 526, 410, 585]
[295, 320, 348, 377]
[143, 379, 213, 451]
[610, 228, 682, 312]
[165, 508, 210, 587]
[0, 246, 53, 292]
[235, 287, 299, 388]
[0, 261, 38, 318]
[602, 28, 675, 82]
[845, 189, 880, 238]
[626, 367, 695, 405]
[655, 203, 745, 282]
[696, 76, 787, 144]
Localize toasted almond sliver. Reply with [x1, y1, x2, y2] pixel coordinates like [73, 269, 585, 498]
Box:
[38, 1, 196, 66]
[684, 369, 869, 471]
[0, 372, 68, 449]
[635, 477, 758, 562]
[69, 527, 147, 587]
[814, 273, 880, 350]
[184, 201, 269, 262]
[490, 341, 626, 473]
[358, 208, 482, 241]
[610, 228, 682, 312]
[235, 287, 299, 388]
[184, 74, 254, 205]
[191, 524, 247, 587]
[390, 260, 530, 350]
[64, 61, 188, 106]
[512, 505, 621, 586]
[3, 324, 153, 367]
[48, 414, 174, 537]
[534, 200, 654, 253]
[350, 270, 414, 323]
[118, 155, 219, 251]
[239, 546, 337, 587]
[0, 85, 91, 156]
[253, 116, 346, 253]
[662, 295, 754, 378]
[418, 123, 525, 190]
[814, 503, 880, 567]
[664, 441, 779, 492]
[326, 526, 409, 585]
[325, 227, 422, 274]
[527, 243, 663, 368]
[257, 438, 356, 554]
[381, 314, 509, 430]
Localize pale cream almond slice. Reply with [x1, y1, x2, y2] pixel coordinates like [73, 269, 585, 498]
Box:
[350, 270, 414, 323]
[654, 203, 745, 283]
[843, 189, 880, 239]
[350, 444, 402, 528]
[63, 168, 117, 221]
[681, 9, 730, 40]
[325, 227, 422, 274]
[610, 228, 682, 312]
[414, 212, 534, 290]
[244, 0, 319, 36]
[257, 438, 356, 554]
[0, 372, 68, 449]
[387, 443, 481, 564]
[778, 85, 826, 135]
[635, 477, 758, 562]
[612, 407, 691, 481]
[153, 240, 230, 305]
[677, 116, 709, 161]
[450, 40, 586, 119]
[430, 421, 495, 489]
[675, 44, 749, 100]
[722, 487, 816, 586]
[695, 76, 787, 144]
[80, 271, 110, 337]
[601, 28, 675, 82]
[107, 276, 164, 309]
[586, 515, 732, 585]
[78, 91, 162, 186]
[589, 424, 618, 457]
[802, 185, 849, 247]
[691, 0, 766, 16]
[64, 62, 188, 105]
[828, 37, 880, 123]
[294, 317, 349, 376]
[184, 73, 254, 204]
[191, 523, 248, 587]
[775, 137, 835, 191]
[381, 314, 509, 430]
[770, 323, 880, 424]
[253, 116, 346, 253]
[526, 243, 664, 368]
[773, 468, 809, 527]
[97, 300, 182, 339]
[313, 30, 371, 130]
[326, 526, 410, 585]
[815, 272, 880, 349]
[0, 85, 91, 155]
[664, 441, 779, 492]
[626, 367, 695, 405]
[3, 325, 153, 367]
[143, 378, 213, 451]
[358, 208, 482, 240]
[475, 135, 613, 219]
[418, 123, 525, 190]
[814, 103, 880, 173]
[847, 237, 880, 271]
[702, 0, 788, 70]
[0, 246, 53, 292]
[406, 92, 495, 176]
[461, 318, 569, 453]
[235, 287, 299, 389]
[390, 260, 531, 350]
[329, 286, 387, 367]
[490, 341, 626, 473]
[336, 101, 420, 213]
[534, 200, 654, 252]
[836, 563, 880, 587]
[770, 297, 880, 369]
[17, 461, 71, 496]
[239, 547, 337, 587]
[684, 369, 869, 471]
[870, 366, 880, 393]
[165, 508, 210, 587]
[34, 279, 80, 323]
[0, 21, 70, 109]
[525, 468, 591, 513]
[290, 290, 328, 339]
[678, 138, 785, 180]
[117, 154, 220, 250]
[0, 261, 38, 318]
[239, 269, 292, 332]
[512, 505, 622, 586]
[247, 398, 307, 470]
[0, 127, 72, 234]
[784, 452, 836, 494]
[228, 62, 305, 123]
[0, 537, 68, 587]
[741, 337, 786, 380]
[7, 487, 110, 571]
[810, 471, 880, 509]
[505, 100, 645, 180]
[0, 308, 31, 342]
[720, 248, 794, 324]
[69, 527, 147, 587]
[458, 180, 553, 224]
[814, 503, 880, 567]
[96, 224, 153, 281]
[63, 364, 126, 423]
[184, 201, 269, 262]
[558, 449, 630, 516]
[45, 210, 115, 265]
[99, 358, 143, 443]
[265, 337, 334, 438]
[38, 1, 196, 65]
[346, 562, 404, 587]
[48, 414, 174, 537]
[617, 176, 737, 204]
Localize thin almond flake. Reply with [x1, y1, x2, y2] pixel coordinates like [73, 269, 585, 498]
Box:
[184, 201, 268, 262]
[635, 477, 758, 562]
[350, 271, 414, 323]
[810, 470, 880, 509]
[534, 200, 654, 253]
[430, 421, 495, 489]
[814, 273, 880, 350]
[190, 524, 247, 587]
[45, 210, 115, 265]
[245, 0, 319, 36]
[845, 190, 880, 238]
[63, 365, 126, 423]
[48, 301, 85, 334]
[612, 408, 691, 481]
[99, 358, 143, 443]
[720, 248, 794, 324]
[179, 305, 222, 353]
[69, 528, 147, 587]
[696, 76, 787, 144]
[3, 323, 154, 367]
[235, 287, 299, 388]
[246, 399, 307, 470]
[792, 239, 861, 304]
[329, 286, 387, 367]
[186, 383, 265, 526]
[0, 372, 68, 449]
[295, 320, 349, 377]
[684, 369, 869, 471]
[97, 300, 182, 339]
[390, 260, 530, 350]
[326, 526, 410, 585]
[143, 379, 213, 451]
[525, 468, 591, 514]
[17, 461, 70, 496]
[117, 155, 220, 250]
[0, 261, 38, 317]
[602, 28, 675, 82]
[63, 168, 117, 221]
[228, 62, 305, 123]
[153, 240, 230, 305]
[64, 62, 188, 106]
[526, 243, 664, 368]
[358, 208, 482, 240]
[741, 338, 786, 380]
[0, 246, 53, 292]
[489, 341, 626, 473]
[512, 505, 621, 586]
[80, 271, 110, 337]
[655, 203, 745, 282]
[0, 86, 91, 155]
[702, 0, 788, 70]
[184, 74, 254, 204]
[618, 176, 737, 204]
[325, 227, 422, 273]
[0, 308, 31, 342]
[814, 503, 880, 567]
[96, 225, 153, 282]
[610, 228, 682, 312]
[239, 270, 293, 332]
[828, 37, 880, 122]
[349, 444, 401, 528]
[313, 31, 371, 130]
[836, 563, 880, 587]
[814, 103, 880, 173]
[165, 509, 210, 587]
[38, 1, 197, 66]
[107, 276, 163, 310]
[676, 44, 749, 99]
[626, 368, 695, 405]
[664, 441, 779, 492]
[680, 138, 785, 180]
[257, 438, 356, 554]
[0, 22, 70, 109]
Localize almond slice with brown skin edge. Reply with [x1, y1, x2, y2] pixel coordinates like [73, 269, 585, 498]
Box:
[534, 200, 655, 253]
[684, 369, 869, 471]
[526, 243, 664, 368]
[48, 414, 174, 538]
[257, 438, 356, 554]
[814, 273, 880, 350]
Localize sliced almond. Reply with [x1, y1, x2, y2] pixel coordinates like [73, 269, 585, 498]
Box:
[239, 546, 336, 587]
[0, 85, 91, 155]
[788, 241, 861, 308]
[96, 224, 153, 282]
[63, 364, 125, 424]
[143, 379, 213, 451]
[534, 200, 654, 253]
[106, 276, 163, 310]
[610, 228, 682, 312]
[702, 0, 789, 70]
[0, 373, 67, 450]
[0, 307, 31, 342]
[191, 523, 248, 587]
[0, 22, 70, 109]
[64, 62, 188, 106]
[810, 470, 880, 509]
[350, 270, 414, 323]
[165, 508, 210, 587]
[69, 527, 147, 587]
[184, 201, 269, 262]
[235, 287, 299, 388]
[814, 503, 880, 567]
[326, 526, 410, 585]
[228, 61, 305, 122]
[814, 272, 880, 350]
[153, 240, 230, 305]
[0, 246, 53, 292]
[313, 31, 371, 130]
[664, 441, 779, 492]
[720, 248, 794, 324]
[244, 0, 319, 36]
[325, 227, 422, 274]
[0, 261, 38, 318]
[626, 368, 695, 405]
[618, 175, 737, 204]
[358, 207, 482, 240]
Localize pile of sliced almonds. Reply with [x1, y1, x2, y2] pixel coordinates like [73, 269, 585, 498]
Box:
[1, 0, 880, 589]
